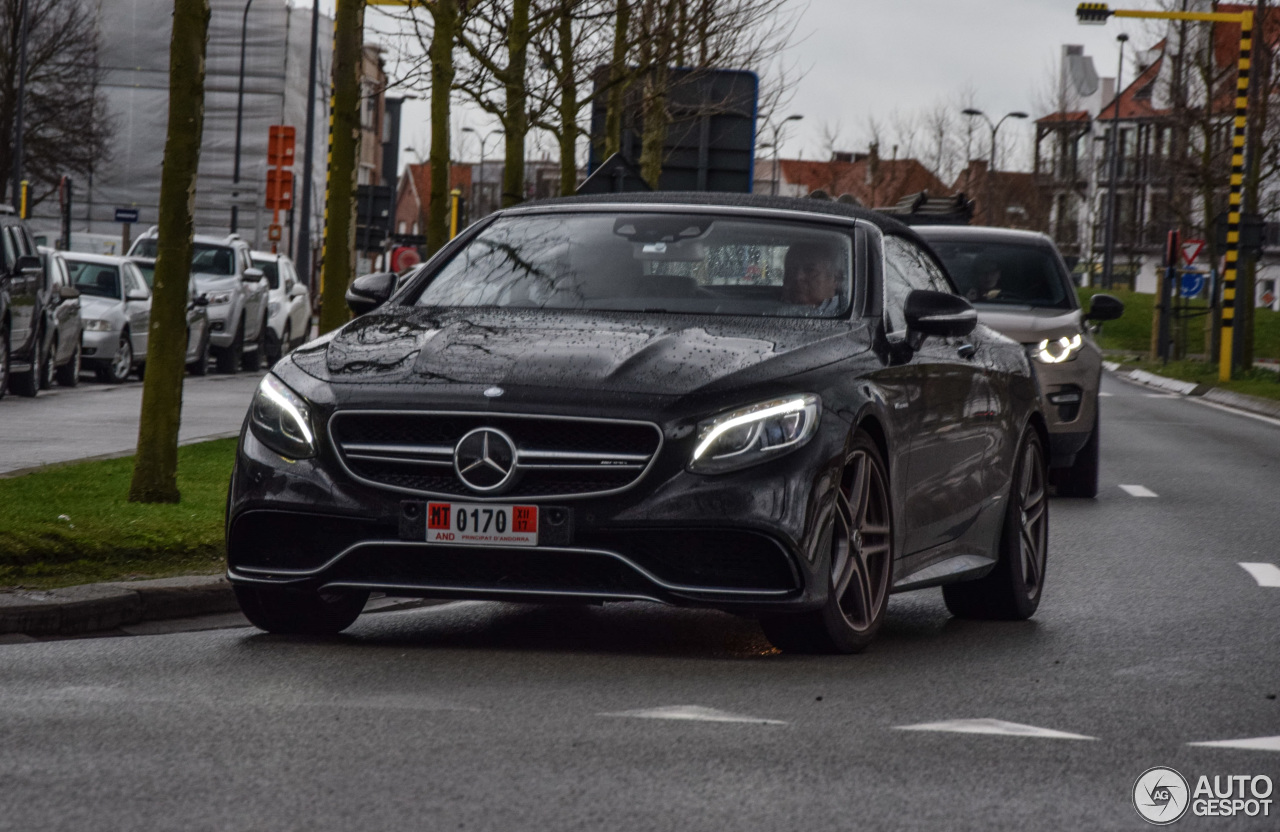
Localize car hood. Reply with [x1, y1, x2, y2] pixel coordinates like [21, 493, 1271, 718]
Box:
[973, 305, 1084, 345]
[194, 274, 238, 291]
[77, 295, 124, 320]
[288, 306, 865, 397]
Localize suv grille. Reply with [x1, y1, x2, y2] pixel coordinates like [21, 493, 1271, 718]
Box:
[328, 411, 663, 500]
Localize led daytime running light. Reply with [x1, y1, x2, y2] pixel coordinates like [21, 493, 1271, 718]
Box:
[261, 376, 315, 449]
[1036, 333, 1083, 364]
[693, 398, 809, 461]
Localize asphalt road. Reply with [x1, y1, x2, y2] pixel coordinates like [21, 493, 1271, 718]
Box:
[0, 370, 264, 474]
[1, 372, 1277, 831]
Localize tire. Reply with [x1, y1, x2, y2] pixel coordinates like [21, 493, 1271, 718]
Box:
[215, 318, 243, 374]
[234, 584, 368, 636]
[39, 335, 57, 390]
[11, 326, 41, 397]
[242, 315, 266, 372]
[1053, 413, 1099, 498]
[0, 325, 9, 400]
[97, 332, 133, 384]
[943, 427, 1049, 621]
[188, 330, 210, 376]
[55, 339, 80, 387]
[759, 431, 893, 654]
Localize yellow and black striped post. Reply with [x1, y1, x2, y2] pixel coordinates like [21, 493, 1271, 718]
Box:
[1078, 4, 1255, 380]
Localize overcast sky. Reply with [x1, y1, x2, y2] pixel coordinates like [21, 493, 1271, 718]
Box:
[364, 0, 1169, 175]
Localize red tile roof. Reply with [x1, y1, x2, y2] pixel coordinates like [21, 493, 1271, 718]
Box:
[777, 156, 947, 206]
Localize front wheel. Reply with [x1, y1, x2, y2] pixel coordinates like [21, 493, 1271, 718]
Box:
[215, 318, 243, 374]
[39, 336, 57, 390]
[759, 432, 893, 654]
[188, 330, 210, 376]
[97, 333, 133, 384]
[241, 316, 266, 371]
[55, 339, 80, 387]
[234, 585, 368, 635]
[0, 326, 10, 400]
[943, 426, 1048, 621]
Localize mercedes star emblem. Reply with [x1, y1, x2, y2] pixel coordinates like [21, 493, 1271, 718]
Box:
[453, 427, 518, 493]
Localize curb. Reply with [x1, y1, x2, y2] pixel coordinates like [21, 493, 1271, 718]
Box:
[1105, 363, 1280, 421]
[0, 575, 238, 637]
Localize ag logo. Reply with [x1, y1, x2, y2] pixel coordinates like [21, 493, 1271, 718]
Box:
[1134, 767, 1190, 825]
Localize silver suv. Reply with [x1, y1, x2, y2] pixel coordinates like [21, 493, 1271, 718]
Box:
[128, 232, 269, 373]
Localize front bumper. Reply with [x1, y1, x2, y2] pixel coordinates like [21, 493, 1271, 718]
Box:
[1030, 342, 1102, 466]
[226, 409, 844, 613]
[80, 327, 123, 364]
[205, 303, 237, 349]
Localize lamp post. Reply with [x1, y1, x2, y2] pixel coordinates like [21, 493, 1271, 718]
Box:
[759, 113, 803, 196]
[961, 108, 1028, 224]
[1100, 33, 1128, 292]
[230, 0, 256, 233]
[461, 127, 501, 219]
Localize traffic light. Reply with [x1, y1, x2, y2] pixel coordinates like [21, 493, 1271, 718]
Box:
[1076, 3, 1113, 24]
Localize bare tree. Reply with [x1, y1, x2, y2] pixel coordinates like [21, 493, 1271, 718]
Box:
[0, 0, 111, 207]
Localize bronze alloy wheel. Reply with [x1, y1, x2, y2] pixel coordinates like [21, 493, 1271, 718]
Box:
[1014, 434, 1049, 601]
[760, 432, 893, 654]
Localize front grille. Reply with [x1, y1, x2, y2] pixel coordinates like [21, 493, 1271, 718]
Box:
[329, 410, 663, 500]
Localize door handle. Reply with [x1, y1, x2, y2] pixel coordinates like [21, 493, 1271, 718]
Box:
[957, 343, 977, 360]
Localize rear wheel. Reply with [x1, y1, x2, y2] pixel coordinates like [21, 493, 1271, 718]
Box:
[943, 427, 1048, 621]
[1053, 413, 1099, 498]
[234, 585, 368, 635]
[55, 340, 80, 387]
[11, 327, 41, 397]
[97, 332, 133, 384]
[760, 432, 893, 654]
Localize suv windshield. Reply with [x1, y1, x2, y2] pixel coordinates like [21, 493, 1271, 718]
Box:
[65, 260, 121, 299]
[131, 240, 237, 276]
[413, 213, 854, 318]
[927, 240, 1072, 309]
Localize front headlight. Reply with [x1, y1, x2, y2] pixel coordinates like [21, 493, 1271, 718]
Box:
[82, 319, 113, 332]
[1032, 333, 1084, 364]
[689, 394, 820, 474]
[206, 291, 233, 305]
[250, 374, 317, 459]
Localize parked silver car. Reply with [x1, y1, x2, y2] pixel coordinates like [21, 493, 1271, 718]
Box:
[36, 248, 85, 388]
[251, 251, 310, 365]
[129, 256, 213, 376]
[64, 253, 151, 383]
[917, 226, 1123, 497]
[128, 232, 268, 374]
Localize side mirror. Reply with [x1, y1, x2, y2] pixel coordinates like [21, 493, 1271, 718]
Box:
[1087, 293, 1124, 322]
[904, 289, 978, 342]
[242, 267, 265, 283]
[288, 282, 308, 299]
[16, 254, 41, 276]
[346, 272, 397, 315]
[126, 289, 150, 302]
[58, 285, 80, 300]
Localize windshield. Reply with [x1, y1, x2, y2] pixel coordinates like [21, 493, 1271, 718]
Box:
[253, 258, 280, 289]
[131, 240, 237, 276]
[65, 260, 121, 299]
[927, 240, 1073, 309]
[413, 213, 854, 318]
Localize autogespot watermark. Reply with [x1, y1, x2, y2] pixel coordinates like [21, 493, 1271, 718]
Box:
[1133, 767, 1274, 825]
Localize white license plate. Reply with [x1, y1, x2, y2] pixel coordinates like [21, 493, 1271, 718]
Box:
[425, 502, 538, 547]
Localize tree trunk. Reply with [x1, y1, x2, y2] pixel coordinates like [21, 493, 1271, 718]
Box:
[318, 0, 364, 334]
[127, 0, 209, 504]
[638, 65, 667, 188]
[603, 0, 630, 158]
[425, 0, 459, 257]
[500, 0, 530, 207]
[557, 0, 578, 196]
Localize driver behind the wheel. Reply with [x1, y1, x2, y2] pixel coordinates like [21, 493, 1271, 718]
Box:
[782, 241, 843, 312]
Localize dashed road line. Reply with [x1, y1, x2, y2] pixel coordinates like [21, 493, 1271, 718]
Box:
[1189, 736, 1280, 752]
[1119, 484, 1159, 498]
[1239, 563, 1280, 588]
[893, 718, 1096, 740]
[599, 705, 787, 725]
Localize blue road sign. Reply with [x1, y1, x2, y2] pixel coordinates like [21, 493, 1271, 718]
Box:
[114, 208, 139, 223]
[1180, 270, 1206, 299]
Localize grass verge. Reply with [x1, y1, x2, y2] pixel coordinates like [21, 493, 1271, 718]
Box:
[1080, 286, 1280, 359]
[1108, 356, 1280, 402]
[0, 439, 235, 589]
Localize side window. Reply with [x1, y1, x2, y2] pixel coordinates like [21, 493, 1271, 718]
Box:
[1, 227, 17, 270]
[124, 264, 146, 297]
[19, 227, 37, 257]
[882, 235, 951, 335]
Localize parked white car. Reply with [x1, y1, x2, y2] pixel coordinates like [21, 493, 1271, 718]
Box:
[64, 253, 150, 383]
[251, 251, 310, 365]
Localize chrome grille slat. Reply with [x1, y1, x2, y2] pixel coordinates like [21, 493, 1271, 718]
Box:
[329, 410, 664, 501]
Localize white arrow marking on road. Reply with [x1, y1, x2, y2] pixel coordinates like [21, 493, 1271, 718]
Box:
[1119, 484, 1159, 498]
[1188, 736, 1280, 752]
[894, 718, 1096, 740]
[599, 705, 786, 725]
[1239, 563, 1280, 587]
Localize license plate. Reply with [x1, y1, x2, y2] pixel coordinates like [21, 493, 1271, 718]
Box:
[425, 502, 538, 547]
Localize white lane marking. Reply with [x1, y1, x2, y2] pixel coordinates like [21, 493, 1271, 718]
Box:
[894, 718, 1096, 740]
[1189, 736, 1280, 752]
[1098, 391, 1114, 397]
[1239, 563, 1280, 587]
[1189, 396, 1280, 429]
[1144, 393, 1179, 398]
[1119, 484, 1159, 498]
[599, 705, 787, 725]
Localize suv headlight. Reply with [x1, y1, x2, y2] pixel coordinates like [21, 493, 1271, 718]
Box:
[206, 291, 233, 305]
[82, 319, 113, 332]
[689, 394, 820, 474]
[1032, 333, 1084, 364]
[250, 374, 316, 459]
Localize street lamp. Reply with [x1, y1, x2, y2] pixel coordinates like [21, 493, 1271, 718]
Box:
[962, 108, 1028, 226]
[461, 127, 501, 218]
[760, 114, 803, 196]
[230, 0, 256, 233]
[1100, 33, 1129, 291]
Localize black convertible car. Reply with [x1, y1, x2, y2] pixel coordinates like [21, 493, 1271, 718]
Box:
[227, 194, 1047, 653]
